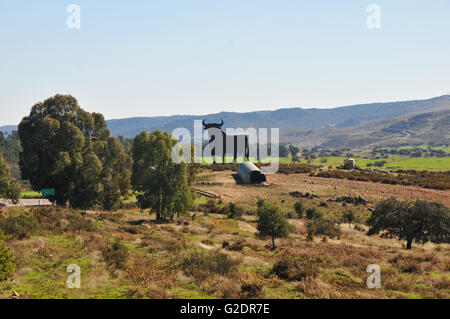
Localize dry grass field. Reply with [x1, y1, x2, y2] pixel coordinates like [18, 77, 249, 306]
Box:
[198, 170, 450, 209]
[0, 171, 449, 299]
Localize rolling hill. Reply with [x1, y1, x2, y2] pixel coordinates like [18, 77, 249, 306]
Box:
[105, 95, 450, 139]
[282, 109, 450, 149]
[1, 95, 449, 149]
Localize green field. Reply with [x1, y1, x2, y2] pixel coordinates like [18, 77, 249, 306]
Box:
[200, 156, 449, 172]
[304, 156, 450, 171]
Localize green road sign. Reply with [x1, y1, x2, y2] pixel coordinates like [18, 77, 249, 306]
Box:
[42, 188, 55, 196]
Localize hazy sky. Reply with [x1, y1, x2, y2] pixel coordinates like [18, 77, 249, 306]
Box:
[1, 0, 450, 126]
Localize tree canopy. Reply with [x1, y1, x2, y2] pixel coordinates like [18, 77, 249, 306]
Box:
[18, 94, 131, 210]
[0, 131, 21, 181]
[131, 130, 194, 220]
[0, 153, 20, 204]
[368, 197, 450, 249]
[256, 200, 290, 248]
[288, 145, 300, 157]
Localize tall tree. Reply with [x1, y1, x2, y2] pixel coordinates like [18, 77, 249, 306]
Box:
[0, 153, 20, 204]
[18, 94, 131, 209]
[368, 197, 450, 249]
[131, 130, 194, 220]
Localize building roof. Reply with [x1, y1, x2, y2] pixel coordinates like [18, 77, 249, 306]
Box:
[237, 162, 261, 174]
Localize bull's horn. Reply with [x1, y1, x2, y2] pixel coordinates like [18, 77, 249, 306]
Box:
[219, 120, 224, 126]
[202, 119, 207, 126]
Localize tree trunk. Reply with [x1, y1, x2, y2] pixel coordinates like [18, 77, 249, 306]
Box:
[272, 236, 275, 248]
[156, 194, 161, 220]
[406, 238, 413, 250]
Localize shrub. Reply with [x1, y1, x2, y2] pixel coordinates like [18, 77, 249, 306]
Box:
[240, 282, 264, 299]
[272, 257, 319, 281]
[343, 211, 355, 225]
[66, 213, 98, 233]
[294, 201, 305, 218]
[226, 240, 245, 251]
[306, 208, 322, 220]
[226, 202, 244, 219]
[119, 225, 146, 235]
[181, 251, 239, 282]
[103, 239, 129, 270]
[206, 200, 222, 214]
[389, 254, 422, 273]
[32, 207, 64, 230]
[306, 218, 341, 239]
[0, 214, 39, 239]
[277, 163, 318, 174]
[0, 240, 16, 281]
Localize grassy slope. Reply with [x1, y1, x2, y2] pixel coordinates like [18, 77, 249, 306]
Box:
[0, 185, 449, 299]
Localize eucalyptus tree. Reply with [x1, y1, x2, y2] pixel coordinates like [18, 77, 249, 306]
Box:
[131, 130, 194, 220]
[18, 94, 131, 210]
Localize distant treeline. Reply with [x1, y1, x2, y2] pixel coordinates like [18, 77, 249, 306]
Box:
[0, 130, 134, 185]
[0, 131, 21, 181]
[372, 146, 450, 158]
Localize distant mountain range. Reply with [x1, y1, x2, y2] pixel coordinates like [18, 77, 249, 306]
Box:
[0, 125, 18, 135]
[2, 95, 449, 149]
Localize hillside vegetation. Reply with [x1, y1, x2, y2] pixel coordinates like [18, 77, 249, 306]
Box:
[0, 175, 448, 299]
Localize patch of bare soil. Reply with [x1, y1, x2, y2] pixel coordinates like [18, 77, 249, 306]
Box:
[238, 221, 257, 233]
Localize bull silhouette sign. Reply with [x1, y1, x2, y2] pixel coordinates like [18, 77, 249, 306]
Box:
[170, 120, 279, 174]
[202, 120, 250, 163]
